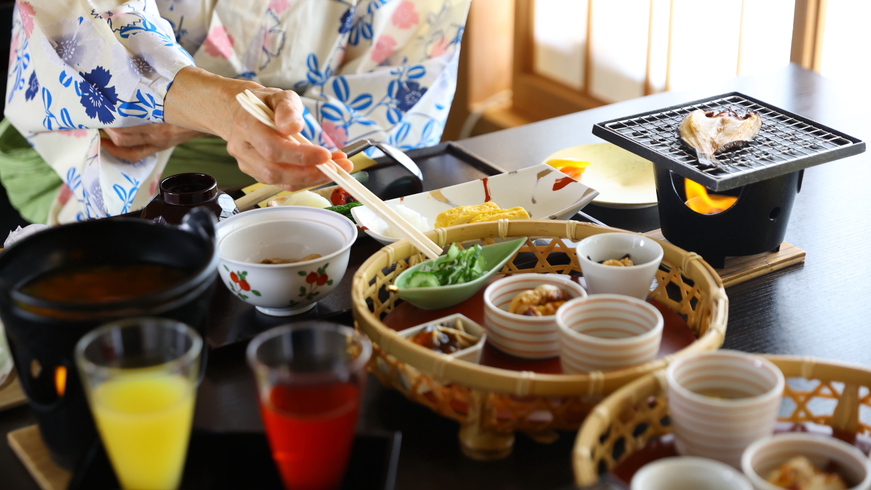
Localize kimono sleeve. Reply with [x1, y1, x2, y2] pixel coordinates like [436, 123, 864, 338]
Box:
[5, 0, 196, 135]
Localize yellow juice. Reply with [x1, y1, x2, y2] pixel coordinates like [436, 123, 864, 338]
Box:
[91, 373, 195, 490]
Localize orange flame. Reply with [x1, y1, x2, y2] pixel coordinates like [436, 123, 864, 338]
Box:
[684, 179, 737, 214]
[55, 366, 67, 398]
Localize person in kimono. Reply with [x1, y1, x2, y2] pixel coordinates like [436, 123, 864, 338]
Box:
[1, 0, 471, 224]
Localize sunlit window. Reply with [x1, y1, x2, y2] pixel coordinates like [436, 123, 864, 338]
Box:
[819, 0, 871, 88]
[532, 0, 796, 103]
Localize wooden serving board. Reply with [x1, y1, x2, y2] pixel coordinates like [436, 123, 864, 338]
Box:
[643, 229, 806, 288]
[7, 425, 71, 490]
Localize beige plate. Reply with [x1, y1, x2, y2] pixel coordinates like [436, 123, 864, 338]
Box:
[544, 142, 657, 208]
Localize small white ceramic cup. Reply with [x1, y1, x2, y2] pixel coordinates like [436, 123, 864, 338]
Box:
[666, 350, 785, 468]
[576, 232, 663, 300]
[742, 433, 871, 490]
[632, 456, 754, 490]
[482, 273, 587, 359]
[555, 294, 663, 373]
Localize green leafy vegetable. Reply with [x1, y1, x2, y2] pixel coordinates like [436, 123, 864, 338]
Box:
[325, 201, 363, 223]
[405, 243, 487, 288]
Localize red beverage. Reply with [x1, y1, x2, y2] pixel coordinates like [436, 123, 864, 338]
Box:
[259, 382, 360, 490]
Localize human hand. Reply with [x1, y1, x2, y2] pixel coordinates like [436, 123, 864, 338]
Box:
[100, 123, 204, 161]
[224, 87, 354, 191]
[163, 68, 353, 191]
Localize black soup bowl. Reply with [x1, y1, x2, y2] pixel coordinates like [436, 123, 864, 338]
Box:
[0, 208, 218, 470]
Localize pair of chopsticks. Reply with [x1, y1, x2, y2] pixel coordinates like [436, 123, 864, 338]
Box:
[235, 90, 442, 261]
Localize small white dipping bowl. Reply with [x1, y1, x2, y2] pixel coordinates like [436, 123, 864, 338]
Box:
[576, 232, 663, 300]
[742, 433, 871, 490]
[666, 350, 785, 468]
[215, 206, 357, 316]
[482, 273, 587, 359]
[632, 457, 753, 490]
[555, 294, 663, 373]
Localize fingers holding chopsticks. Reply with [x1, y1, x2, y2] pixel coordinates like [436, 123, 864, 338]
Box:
[261, 90, 306, 135]
[226, 90, 353, 190]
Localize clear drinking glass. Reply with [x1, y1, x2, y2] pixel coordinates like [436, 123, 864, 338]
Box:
[75, 317, 203, 490]
[247, 324, 372, 490]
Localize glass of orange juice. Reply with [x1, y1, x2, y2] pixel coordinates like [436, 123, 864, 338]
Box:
[75, 317, 202, 490]
[247, 324, 372, 490]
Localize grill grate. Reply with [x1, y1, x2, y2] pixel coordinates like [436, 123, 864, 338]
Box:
[592, 92, 865, 191]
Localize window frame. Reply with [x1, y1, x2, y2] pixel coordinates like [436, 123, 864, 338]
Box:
[508, 0, 823, 123]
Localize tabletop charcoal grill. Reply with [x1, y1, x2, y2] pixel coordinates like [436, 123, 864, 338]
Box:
[593, 92, 865, 268]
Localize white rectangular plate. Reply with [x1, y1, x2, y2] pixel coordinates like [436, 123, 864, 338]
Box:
[351, 164, 599, 245]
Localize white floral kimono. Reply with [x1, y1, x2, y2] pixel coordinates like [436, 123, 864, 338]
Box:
[4, 0, 470, 224]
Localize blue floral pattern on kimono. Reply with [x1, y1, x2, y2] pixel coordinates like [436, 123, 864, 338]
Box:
[4, 0, 471, 224]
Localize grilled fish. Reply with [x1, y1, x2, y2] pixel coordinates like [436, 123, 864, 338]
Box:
[678, 108, 762, 167]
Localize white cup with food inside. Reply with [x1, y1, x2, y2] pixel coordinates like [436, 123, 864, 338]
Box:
[555, 294, 663, 374]
[482, 273, 587, 359]
[632, 456, 753, 490]
[741, 432, 871, 490]
[666, 350, 785, 468]
[576, 232, 663, 300]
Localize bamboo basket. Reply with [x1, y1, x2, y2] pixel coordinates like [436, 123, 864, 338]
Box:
[573, 355, 871, 486]
[351, 219, 728, 460]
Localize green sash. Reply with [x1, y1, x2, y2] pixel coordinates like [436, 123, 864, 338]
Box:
[0, 119, 253, 224]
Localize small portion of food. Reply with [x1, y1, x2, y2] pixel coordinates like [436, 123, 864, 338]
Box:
[260, 254, 322, 265]
[330, 187, 357, 206]
[409, 320, 478, 354]
[435, 203, 530, 228]
[507, 284, 570, 316]
[559, 166, 586, 180]
[272, 190, 332, 208]
[601, 254, 634, 267]
[678, 108, 762, 167]
[325, 201, 362, 223]
[547, 158, 591, 180]
[435, 203, 498, 228]
[469, 207, 530, 223]
[404, 243, 486, 288]
[765, 456, 847, 490]
[383, 204, 431, 239]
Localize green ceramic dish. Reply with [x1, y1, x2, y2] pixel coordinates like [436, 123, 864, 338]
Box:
[393, 237, 526, 310]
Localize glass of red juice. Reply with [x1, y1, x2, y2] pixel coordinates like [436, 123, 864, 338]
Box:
[246, 323, 372, 490]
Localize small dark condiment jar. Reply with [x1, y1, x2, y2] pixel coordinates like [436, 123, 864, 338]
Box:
[141, 172, 238, 225]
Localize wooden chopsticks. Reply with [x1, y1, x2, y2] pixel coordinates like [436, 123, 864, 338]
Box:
[234, 184, 284, 211]
[235, 90, 442, 260]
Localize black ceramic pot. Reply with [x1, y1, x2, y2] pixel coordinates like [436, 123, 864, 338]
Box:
[0, 208, 218, 470]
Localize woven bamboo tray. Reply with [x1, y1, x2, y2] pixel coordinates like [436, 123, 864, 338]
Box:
[351, 219, 727, 460]
[573, 355, 871, 486]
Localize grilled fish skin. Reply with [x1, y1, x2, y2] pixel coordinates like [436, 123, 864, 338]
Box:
[678, 108, 762, 167]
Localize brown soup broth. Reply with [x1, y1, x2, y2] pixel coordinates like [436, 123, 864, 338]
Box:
[19, 263, 189, 304]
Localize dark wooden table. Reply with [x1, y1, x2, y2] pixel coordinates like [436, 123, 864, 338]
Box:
[2, 63, 869, 490]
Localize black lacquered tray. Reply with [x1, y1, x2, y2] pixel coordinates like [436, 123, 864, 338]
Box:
[592, 92, 866, 191]
[68, 430, 402, 490]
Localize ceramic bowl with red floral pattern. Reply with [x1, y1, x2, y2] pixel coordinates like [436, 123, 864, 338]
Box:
[215, 206, 358, 316]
